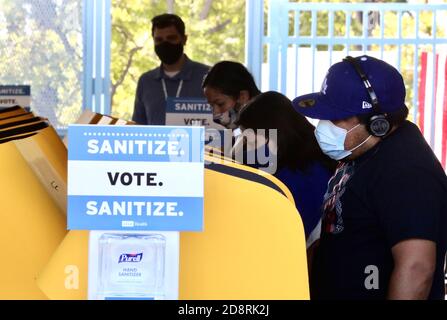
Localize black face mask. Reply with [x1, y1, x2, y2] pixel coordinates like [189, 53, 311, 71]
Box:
[155, 42, 184, 65]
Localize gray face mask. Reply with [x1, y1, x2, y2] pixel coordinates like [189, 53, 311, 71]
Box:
[213, 106, 239, 129]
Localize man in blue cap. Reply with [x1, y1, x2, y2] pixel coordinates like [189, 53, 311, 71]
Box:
[293, 55, 447, 300]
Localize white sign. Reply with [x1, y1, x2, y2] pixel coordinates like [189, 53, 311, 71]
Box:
[67, 125, 204, 231]
[165, 97, 225, 130]
[0, 85, 31, 110]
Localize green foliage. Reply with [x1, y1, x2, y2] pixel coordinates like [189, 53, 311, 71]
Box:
[0, 0, 83, 128]
[111, 0, 246, 120]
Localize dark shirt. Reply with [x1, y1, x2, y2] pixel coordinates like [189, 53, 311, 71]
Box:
[132, 56, 209, 125]
[311, 121, 447, 300]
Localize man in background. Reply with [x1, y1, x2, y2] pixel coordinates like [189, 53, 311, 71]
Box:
[132, 14, 209, 125]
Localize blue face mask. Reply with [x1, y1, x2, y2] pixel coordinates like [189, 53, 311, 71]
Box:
[315, 120, 372, 160]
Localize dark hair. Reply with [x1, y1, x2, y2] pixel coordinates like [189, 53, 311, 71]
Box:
[236, 91, 337, 172]
[202, 61, 261, 100]
[151, 14, 185, 36]
[358, 105, 409, 128]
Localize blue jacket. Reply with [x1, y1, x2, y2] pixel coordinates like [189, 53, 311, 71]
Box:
[275, 163, 332, 238]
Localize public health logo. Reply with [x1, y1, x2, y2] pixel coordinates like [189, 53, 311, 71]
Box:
[118, 253, 143, 263]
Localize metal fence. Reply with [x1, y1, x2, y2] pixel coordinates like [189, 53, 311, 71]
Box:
[83, 0, 111, 117]
[0, 0, 84, 129]
[246, 1, 447, 154]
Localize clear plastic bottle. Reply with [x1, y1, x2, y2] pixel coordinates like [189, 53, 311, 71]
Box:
[97, 233, 166, 300]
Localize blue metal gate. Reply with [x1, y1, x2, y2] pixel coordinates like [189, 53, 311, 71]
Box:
[246, 1, 447, 154]
[82, 0, 111, 116]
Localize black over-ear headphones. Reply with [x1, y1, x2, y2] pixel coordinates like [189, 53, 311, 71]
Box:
[343, 56, 391, 137]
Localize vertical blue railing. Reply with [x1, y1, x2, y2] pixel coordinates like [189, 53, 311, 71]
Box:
[82, 0, 111, 116]
[245, 0, 264, 90]
[246, 1, 447, 150]
[82, 0, 93, 113]
[267, 0, 282, 91]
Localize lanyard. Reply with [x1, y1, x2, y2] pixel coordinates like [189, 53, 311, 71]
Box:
[161, 78, 183, 100]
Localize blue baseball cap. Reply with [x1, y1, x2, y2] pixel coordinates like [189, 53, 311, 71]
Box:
[292, 55, 406, 120]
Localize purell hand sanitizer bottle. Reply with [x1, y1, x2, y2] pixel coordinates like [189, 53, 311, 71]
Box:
[98, 233, 166, 300]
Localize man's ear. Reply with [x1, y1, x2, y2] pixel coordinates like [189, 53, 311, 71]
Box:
[183, 34, 188, 46]
[238, 90, 251, 105]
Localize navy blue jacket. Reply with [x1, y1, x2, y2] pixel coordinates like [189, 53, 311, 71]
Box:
[132, 56, 209, 125]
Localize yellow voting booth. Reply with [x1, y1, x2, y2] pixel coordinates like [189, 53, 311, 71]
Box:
[0, 124, 67, 299]
[36, 154, 309, 300]
[179, 157, 309, 299]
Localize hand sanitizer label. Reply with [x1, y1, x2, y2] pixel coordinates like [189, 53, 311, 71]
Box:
[98, 233, 166, 299]
[118, 253, 143, 263]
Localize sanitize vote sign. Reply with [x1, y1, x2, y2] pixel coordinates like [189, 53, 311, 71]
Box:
[165, 97, 213, 127]
[67, 125, 204, 231]
[0, 85, 31, 109]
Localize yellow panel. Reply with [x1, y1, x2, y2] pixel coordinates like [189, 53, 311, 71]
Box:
[0, 142, 67, 299]
[179, 167, 308, 299]
[25, 126, 67, 182]
[37, 158, 309, 300]
[0, 112, 34, 125]
[36, 231, 89, 300]
[0, 118, 45, 133]
[14, 126, 68, 213]
[204, 153, 296, 206]
[0, 107, 27, 120]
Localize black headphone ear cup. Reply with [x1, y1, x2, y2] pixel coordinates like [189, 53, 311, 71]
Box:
[368, 114, 390, 137]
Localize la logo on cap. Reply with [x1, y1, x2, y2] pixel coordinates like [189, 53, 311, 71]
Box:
[362, 101, 372, 109]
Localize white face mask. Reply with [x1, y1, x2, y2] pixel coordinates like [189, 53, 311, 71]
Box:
[315, 120, 372, 160]
[213, 105, 240, 129]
